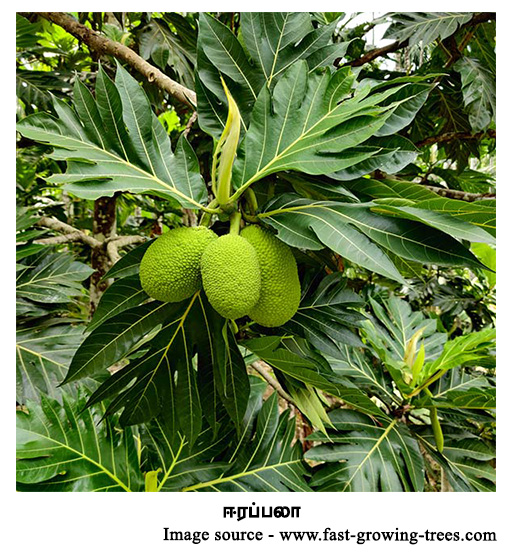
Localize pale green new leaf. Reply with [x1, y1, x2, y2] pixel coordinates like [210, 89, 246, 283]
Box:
[419, 328, 496, 386]
[418, 428, 495, 491]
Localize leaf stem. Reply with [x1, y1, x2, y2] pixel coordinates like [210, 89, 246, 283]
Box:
[243, 188, 259, 215]
[229, 211, 242, 235]
[199, 199, 220, 227]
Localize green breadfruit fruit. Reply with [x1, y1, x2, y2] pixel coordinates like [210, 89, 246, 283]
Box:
[201, 234, 261, 319]
[240, 225, 301, 327]
[140, 226, 217, 302]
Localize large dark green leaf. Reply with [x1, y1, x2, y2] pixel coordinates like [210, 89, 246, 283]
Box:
[196, 12, 350, 137]
[16, 63, 207, 208]
[17, 391, 143, 492]
[431, 367, 493, 399]
[16, 14, 41, 49]
[240, 12, 348, 87]
[258, 194, 486, 282]
[283, 272, 365, 357]
[139, 17, 196, 88]
[16, 69, 71, 113]
[141, 378, 311, 492]
[414, 198, 496, 237]
[63, 300, 179, 384]
[232, 62, 417, 194]
[16, 249, 93, 308]
[83, 293, 250, 445]
[349, 179, 496, 237]
[455, 57, 495, 132]
[102, 239, 153, 281]
[306, 409, 425, 492]
[331, 135, 419, 180]
[244, 336, 386, 418]
[363, 296, 447, 364]
[181, 391, 311, 492]
[16, 323, 88, 403]
[16, 208, 49, 262]
[142, 377, 266, 491]
[87, 275, 149, 333]
[429, 167, 495, 194]
[435, 388, 496, 410]
[328, 345, 400, 408]
[346, 177, 440, 202]
[372, 203, 496, 244]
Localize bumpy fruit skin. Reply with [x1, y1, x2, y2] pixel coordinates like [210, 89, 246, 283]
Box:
[240, 225, 301, 327]
[201, 234, 261, 319]
[140, 226, 217, 302]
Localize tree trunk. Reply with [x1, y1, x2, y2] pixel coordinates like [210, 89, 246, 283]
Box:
[89, 195, 117, 314]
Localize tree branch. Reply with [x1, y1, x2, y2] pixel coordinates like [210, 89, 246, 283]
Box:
[37, 216, 103, 249]
[341, 12, 495, 69]
[28, 11, 197, 108]
[423, 185, 495, 202]
[342, 40, 407, 67]
[36, 216, 147, 262]
[415, 129, 496, 148]
[105, 235, 147, 264]
[250, 360, 297, 407]
[183, 111, 198, 139]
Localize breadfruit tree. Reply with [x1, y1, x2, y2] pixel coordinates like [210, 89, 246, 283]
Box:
[16, 11, 496, 492]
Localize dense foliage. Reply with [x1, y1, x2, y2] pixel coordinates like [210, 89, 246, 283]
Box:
[16, 11, 496, 492]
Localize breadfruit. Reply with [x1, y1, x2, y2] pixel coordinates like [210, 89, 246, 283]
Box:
[240, 225, 301, 327]
[140, 226, 217, 303]
[201, 234, 261, 319]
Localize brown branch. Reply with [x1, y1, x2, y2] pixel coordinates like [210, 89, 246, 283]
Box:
[28, 11, 196, 108]
[183, 111, 198, 139]
[250, 360, 297, 407]
[105, 235, 147, 264]
[342, 40, 407, 67]
[34, 232, 91, 245]
[37, 216, 103, 249]
[36, 216, 147, 262]
[415, 129, 496, 148]
[423, 185, 495, 202]
[342, 12, 495, 69]
[467, 12, 496, 26]
[439, 13, 495, 68]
